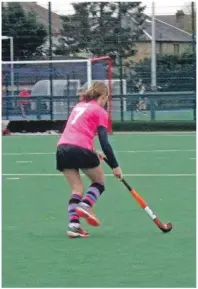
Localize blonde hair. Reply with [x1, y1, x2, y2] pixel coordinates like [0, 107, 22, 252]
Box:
[77, 86, 86, 95]
[83, 81, 108, 102]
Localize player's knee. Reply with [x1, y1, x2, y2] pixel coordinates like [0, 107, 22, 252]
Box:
[91, 182, 105, 193]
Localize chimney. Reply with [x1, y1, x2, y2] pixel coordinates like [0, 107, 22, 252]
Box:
[176, 10, 185, 30]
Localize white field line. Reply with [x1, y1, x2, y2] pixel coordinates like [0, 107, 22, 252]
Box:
[16, 160, 32, 163]
[190, 158, 196, 160]
[2, 173, 196, 177]
[6, 177, 20, 180]
[114, 132, 196, 136]
[8, 132, 196, 136]
[117, 149, 196, 153]
[2, 149, 196, 156]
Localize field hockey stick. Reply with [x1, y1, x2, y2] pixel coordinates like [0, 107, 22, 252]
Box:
[102, 157, 173, 233]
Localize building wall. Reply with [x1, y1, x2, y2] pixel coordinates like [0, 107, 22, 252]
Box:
[157, 42, 191, 55]
[130, 41, 192, 63]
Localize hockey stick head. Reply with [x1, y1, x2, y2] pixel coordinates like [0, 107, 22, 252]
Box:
[154, 219, 173, 233]
[159, 222, 173, 233]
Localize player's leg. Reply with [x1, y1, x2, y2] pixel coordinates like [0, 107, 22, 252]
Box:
[56, 144, 88, 238]
[76, 164, 105, 227]
[19, 103, 26, 119]
[63, 169, 89, 238]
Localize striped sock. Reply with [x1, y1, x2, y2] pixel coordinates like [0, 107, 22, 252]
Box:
[82, 183, 105, 208]
[68, 193, 82, 226]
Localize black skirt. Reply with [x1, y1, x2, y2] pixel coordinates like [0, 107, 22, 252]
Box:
[56, 144, 100, 171]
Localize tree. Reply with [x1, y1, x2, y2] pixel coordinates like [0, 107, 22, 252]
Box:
[55, 2, 146, 58]
[128, 52, 196, 92]
[2, 2, 47, 60]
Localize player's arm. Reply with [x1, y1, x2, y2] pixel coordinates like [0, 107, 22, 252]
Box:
[97, 126, 122, 179]
[96, 108, 123, 179]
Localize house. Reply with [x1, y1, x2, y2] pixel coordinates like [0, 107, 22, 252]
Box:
[3, 2, 194, 62]
[123, 13, 193, 63]
[156, 10, 196, 34]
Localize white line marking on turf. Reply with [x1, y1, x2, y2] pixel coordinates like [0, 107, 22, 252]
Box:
[3, 152, 50, 156]
[2, 173, 196, 177]
[113, 132, 196, 137]
[190, 158, 196, 160]
[16, 161, 32, 163]
[117, 149, 196, 153]
[8, 132, 196, 136]
[2, 149, 196, 156]
[6, 177, 20, 180]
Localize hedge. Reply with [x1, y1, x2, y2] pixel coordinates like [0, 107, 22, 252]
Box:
[6, 120, 196, 133]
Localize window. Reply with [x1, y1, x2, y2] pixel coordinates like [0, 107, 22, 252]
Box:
[174, 44, 180, 54]
[159, 43, 163, 54]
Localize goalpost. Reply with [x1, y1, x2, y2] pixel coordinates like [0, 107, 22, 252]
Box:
[91, 56, 112, 134]
[2, 56, 113, 133]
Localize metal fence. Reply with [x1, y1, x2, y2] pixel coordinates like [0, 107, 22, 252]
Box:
[2, 3, 196, 95]
[2, 92, 196, 121]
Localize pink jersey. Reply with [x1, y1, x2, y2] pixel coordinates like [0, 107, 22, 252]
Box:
[57, 100, 108, 151]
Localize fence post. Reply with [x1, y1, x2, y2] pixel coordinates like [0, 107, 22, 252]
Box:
[6, 96, 9, 120]
[130, 98, 134, 120]
[191, 2, 196, 93]
[118, 2, 124, 121]
[36, 96, 41, 120]
[193, 99, 196, 121]
[150, 97, 156, 121]
[118, 42, 124, 121]
[151, 2, 157, 92]
[67, 97, 70, 119]
[48, 2, 53, 121]
[151, 1, 157, 122]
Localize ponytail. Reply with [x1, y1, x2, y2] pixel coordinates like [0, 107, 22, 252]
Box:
[83, 81, 108, 102]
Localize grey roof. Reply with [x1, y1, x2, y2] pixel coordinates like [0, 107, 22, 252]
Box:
[123, 15, 192, 42]
[144, 16, 192, 42]
[155, 13, 193, 32]
[155, 15, 180, 27]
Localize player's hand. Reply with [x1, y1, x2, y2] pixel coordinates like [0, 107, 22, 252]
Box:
[95, 150, 105, 161]
[113, 166, 123, 180]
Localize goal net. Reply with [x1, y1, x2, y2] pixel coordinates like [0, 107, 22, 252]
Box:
[2, 56, 126, 133]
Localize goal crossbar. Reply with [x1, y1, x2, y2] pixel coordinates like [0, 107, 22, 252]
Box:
[2, 56, 112, 65]
[2, 59, 90, 64]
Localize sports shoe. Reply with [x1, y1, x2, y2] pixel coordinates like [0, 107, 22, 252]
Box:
[67, 225, 89, 238]
[76, 203, 100, 227]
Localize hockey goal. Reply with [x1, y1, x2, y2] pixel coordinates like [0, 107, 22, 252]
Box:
[2, 56, 113, 133]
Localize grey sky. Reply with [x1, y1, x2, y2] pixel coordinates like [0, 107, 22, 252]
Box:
[37, 1, 189, 16]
